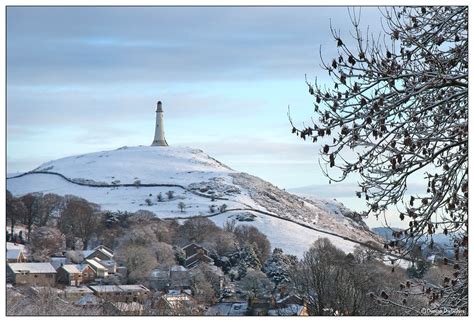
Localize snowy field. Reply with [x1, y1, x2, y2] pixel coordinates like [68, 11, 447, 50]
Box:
[210, 212, 358, 257]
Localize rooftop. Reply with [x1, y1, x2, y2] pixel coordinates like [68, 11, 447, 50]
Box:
[89, 285, 123, 293]
[75, 294, 102, 306]
[150, 269, 169, 279]
[205, 302, 248, 316]
[118, 285, 150, 292]
[8, 262, 56, 274]
[89, 284, 149, 293]
[268, 304, 305, 316]
[6, 249, 23, 260]
[7, 242, 25, 250]
[61, 264, 81, 274]
[65, 286, 94, 294]
[85, 259, 107, 271]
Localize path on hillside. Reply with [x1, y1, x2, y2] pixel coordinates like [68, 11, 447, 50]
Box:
[7, 171, 411, 262]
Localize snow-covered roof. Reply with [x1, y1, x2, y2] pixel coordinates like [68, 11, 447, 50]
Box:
[8, 262, 56, 274]
[85, 259, 106, 271]
[150, 269, 169, 279]
[162, 293, 192, 304]
[7, 242, 25, 250]
[276, 294, 303, 304]
[75, 263, 91, 272]
[268, 304, 305, 316]
[92, 246, 114, 258]
[7, 249, 23, 260]
[182, 243, 210, 253]
[75, 294, 101, 306]
[118, 285, 149, 292]
[89, 285, 122, 293]
[206, 302, 248, 316]
[185, 253, 213, 267]
[98, 259, 116, 266]
[65, 286, 93, 294]
[82, 250, 94, 258]
[89, 284, 148, 293]
[61, 264, 81, 274]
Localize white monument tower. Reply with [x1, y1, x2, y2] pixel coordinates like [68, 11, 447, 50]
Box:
[151, 101, 168, 146]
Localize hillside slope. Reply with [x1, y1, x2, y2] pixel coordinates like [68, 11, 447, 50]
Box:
[7, 145, 382, 257]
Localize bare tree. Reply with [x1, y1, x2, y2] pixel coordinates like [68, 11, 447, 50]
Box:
[20, 193, 42, 241]
[166, 190, 175, 200]
[176, 217, 220, 244]
[57, 196, 100, 249]
[151, 241, 176, 267]
[117, 243, 158, 283]
[36, 193, 64, 226]
[178, 201, 186, 212]
[6, 190, 27, 237]
[290, 7, 467, 312]
[239, 269, 274, 299]
[234, 225, 271, 263]
[292, 238, 417, 316]
[29, 226, 66, 261]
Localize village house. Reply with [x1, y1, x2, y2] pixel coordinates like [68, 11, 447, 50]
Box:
[56, 264, 83, 286]
[50, 256, 68, 270]
[6, 248, 27, 263]
[248, 296, 276, 316]
[6, 242, 27, 263]
[267, 294, 308, 316]
[96, 258, 117, 274]
[75, 263, 96, 284]
[85, 259, 108, 279]
[74, 293, 102, 308]
[267, 304, 309, 316]
[183, 243, 208, 258]
[182, 243, 213, 268]
[63, 285, 94, 301]
[170, 265, 191, 289]
[104, 301, 144, 315]
[149, 268, 170, 291]
[155, 290, 196, 315]
[89, 284, 150, 303]
[205, 301, 249, 316]
[83, 245, 114, 261]
[7, 262, 56, 286]
[149, 265, 191, 291]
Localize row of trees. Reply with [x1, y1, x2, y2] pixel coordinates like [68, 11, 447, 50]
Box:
[6, 191, 99, 251]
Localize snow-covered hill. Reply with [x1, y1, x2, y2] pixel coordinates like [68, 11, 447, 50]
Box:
[7, 145, 382, 257]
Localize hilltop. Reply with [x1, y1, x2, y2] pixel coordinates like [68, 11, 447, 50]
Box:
[7, 145, 382, 257]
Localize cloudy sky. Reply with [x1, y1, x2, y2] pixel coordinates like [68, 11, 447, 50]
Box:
[7, 6, 406, 227]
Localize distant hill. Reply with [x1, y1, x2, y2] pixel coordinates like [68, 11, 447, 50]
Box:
[7, 145, 382, 257]
[372, 226, 455, 258]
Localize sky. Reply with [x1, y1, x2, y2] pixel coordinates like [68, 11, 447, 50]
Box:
[6, 6, 406, 228]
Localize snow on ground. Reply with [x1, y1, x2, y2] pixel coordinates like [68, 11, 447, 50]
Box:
[7, 145, 379, 257]
[7, 172, 241, 217]
[33, 145, 234, 186]
[210, 212, 358, 257]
